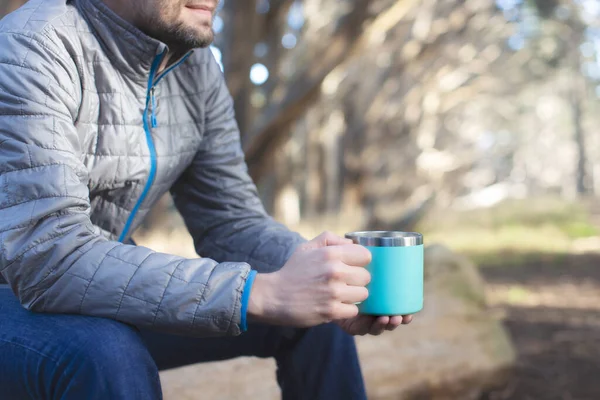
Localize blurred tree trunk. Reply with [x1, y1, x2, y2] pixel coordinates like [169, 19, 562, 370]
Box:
[220, 0, 259, 133]
[220, 0, 295, 141]
[566, 13, 590, 197]
[572, 75, 588, 196]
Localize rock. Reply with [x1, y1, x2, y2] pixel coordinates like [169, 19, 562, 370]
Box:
[572, 236, 600, 254]
[160, 244, 516, 400]
[160, 357, 280, 400]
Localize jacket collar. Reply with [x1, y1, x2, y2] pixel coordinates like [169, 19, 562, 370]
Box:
[75, 0, 168, 84]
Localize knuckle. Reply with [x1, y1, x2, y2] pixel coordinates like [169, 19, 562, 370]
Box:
[331, 264, 345, 279]
[324, 281, 340, 300]
[321, 281, 337, 298]
[331, 283, 345, 300]
[325, 264, 344, 282]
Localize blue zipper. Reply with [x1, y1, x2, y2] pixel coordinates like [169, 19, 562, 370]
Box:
[118, 52, 164, 242]
[151, 88, 158, 128]
[118, 50, 194, 242]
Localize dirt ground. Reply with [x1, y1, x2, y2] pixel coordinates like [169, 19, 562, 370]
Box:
[479, 252, 600, 400]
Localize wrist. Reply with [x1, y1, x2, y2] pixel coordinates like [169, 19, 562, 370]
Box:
[247, 272, 278, 324]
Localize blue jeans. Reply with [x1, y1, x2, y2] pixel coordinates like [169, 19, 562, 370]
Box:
[0, 286, 366, 399]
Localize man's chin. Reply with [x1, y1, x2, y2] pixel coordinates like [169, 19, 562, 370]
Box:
[184, 25, 214, 47]
[167, 27, 214, 51]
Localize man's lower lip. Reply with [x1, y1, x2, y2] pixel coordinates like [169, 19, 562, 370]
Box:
[187, 7, 212, 16]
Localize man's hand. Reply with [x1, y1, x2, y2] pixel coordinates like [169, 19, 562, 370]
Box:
[318, 234, 414, 336]
[247, 231, 415, 335]
[247, 231, 371, 327]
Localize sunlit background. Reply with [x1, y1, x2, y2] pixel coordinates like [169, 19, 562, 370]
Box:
[2, 0, 600, 399]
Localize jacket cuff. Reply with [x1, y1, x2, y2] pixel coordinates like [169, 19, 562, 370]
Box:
[240, 269, 257, 332]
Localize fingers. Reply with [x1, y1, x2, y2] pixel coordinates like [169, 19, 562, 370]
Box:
[385, 316, 404, 331]
[341, 265, 371, 287]
[329, 244, 371, 267]
[338, 314, 416, 336]
[302, 232, 371, 267]
[369, 316, 389, 336]
[367, 315, 413, 335]
[370, 315, 413, 334]
[309, 231, 353, 248]
[306, 233, 371, 267]
[337, 284, 369, 304]
[382, 315, 413, 332]
[331, 303, 360, 320]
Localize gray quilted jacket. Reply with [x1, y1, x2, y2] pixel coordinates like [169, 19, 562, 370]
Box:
[0, 0, 304, 336]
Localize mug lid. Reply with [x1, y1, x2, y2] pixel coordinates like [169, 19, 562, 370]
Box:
[345, 231, 423, 247]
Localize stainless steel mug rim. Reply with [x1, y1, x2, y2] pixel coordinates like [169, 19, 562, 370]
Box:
[345, 231, 423, 247]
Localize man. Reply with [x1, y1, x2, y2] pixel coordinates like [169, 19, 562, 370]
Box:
[0, 0, 412, 398]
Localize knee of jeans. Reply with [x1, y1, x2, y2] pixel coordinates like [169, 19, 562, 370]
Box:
[60, 318, 157, 376]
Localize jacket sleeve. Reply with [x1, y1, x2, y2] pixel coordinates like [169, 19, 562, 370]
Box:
[170, 52, 306, 274]
[0, 31, 251, 337]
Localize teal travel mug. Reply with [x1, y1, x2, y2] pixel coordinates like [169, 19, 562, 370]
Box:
[345, 231, 424, 316]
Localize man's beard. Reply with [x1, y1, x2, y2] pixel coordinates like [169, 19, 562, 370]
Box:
[143, 17, 214, 52]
